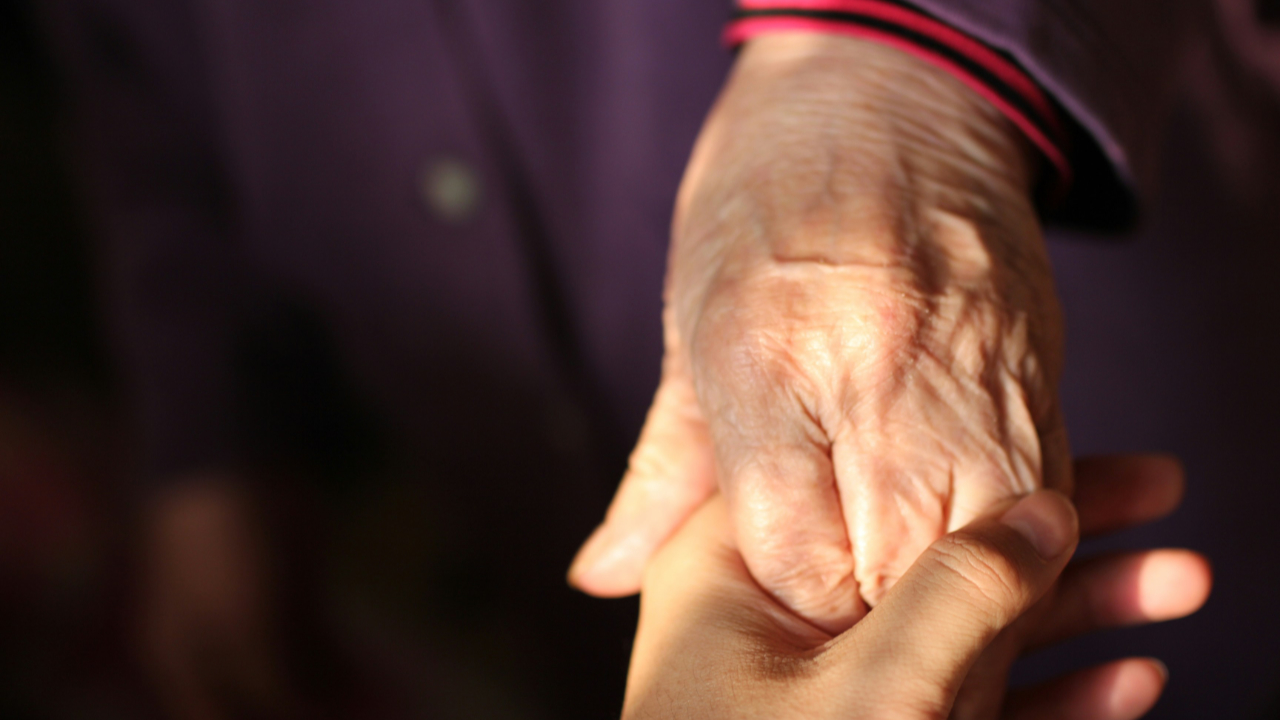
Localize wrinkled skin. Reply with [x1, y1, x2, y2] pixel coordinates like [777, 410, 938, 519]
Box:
[623, 456, 1211, 720]
[571, 33, 1066, 631]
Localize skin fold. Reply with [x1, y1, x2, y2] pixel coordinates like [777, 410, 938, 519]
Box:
[572, 32, 1066, 632]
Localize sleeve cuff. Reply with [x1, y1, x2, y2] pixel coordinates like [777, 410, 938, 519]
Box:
[725, 0, 1073, 207]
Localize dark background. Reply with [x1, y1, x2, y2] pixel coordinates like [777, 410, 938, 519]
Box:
[0, 0, 129, 717]
[1, 3, 646, 717]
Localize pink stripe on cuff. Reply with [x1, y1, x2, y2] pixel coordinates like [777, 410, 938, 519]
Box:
[733, 0, 1061, 139]
[724, 16, 1072, 189]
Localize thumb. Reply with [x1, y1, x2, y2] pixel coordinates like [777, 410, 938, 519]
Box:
[569, 363, 717, 596]
[829, 490, 1078, 714]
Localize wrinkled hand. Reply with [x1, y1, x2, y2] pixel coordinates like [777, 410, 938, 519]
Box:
[623, 455, 1211, 720]
[572, 33, 1064, 630]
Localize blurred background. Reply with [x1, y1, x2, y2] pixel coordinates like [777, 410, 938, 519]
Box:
[0, 1, 126, 716]
[0, 0, 649, 716]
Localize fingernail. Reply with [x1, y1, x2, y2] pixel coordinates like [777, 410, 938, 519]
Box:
[1000, 491, 1074, 560]
[1151, 659, 1169, 683]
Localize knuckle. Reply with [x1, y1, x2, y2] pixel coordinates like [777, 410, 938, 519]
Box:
[624, 443, 677, 485]
[928, 532, 1028, 621]
[689, 266, 945, 407]
[752, 549, 857, 619]
[766, 559, 847, 599]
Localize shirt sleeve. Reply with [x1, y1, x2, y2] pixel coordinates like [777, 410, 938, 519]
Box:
[725, 0, 1207, 231]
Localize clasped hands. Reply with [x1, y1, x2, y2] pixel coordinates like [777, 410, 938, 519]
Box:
[625, 459, 1208, 720]
[570, 34, 1210, 717]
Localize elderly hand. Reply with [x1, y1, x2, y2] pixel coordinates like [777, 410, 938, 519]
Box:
[572, 32, 1063, 630]
[623, 455, 1211, 720]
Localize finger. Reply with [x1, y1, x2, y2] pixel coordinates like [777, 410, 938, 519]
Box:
[837, 385, 1064, 607]
[943, 405, 1068, 537]
[569, 366, 717, 596]
[1073, 455, 1184, 537]
[1026, 548, 1212, 651]
[715, 410, 865, 632]
[1003, 658, 1166, 720]
[832, 490, 1077, 711]
[1039, 408, 1072, 495]
[833, 436, 951, 608]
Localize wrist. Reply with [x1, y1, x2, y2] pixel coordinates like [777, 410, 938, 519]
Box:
[676, 32, 1040, 258]
[671, 31, 1060, 382]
